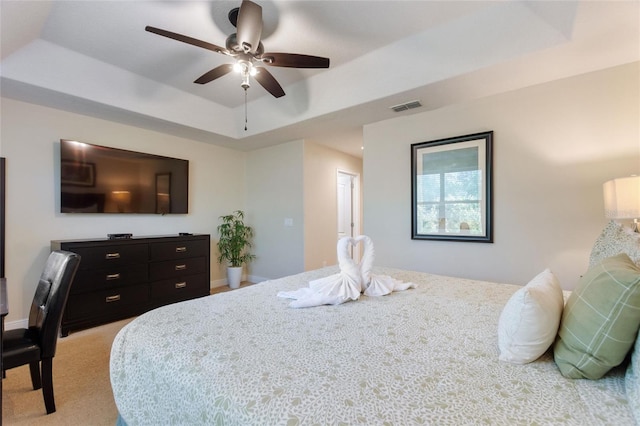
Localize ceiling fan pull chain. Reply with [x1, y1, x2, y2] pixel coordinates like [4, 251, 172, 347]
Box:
[244, 88, 248, 131]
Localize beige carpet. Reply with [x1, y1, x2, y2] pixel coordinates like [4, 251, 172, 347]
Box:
[2, 318, 133, 425]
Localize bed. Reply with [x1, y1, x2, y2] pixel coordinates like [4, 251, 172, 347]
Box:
[110, 257, 640, 425]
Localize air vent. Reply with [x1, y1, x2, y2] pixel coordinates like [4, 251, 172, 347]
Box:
[390, 100, 422, 113]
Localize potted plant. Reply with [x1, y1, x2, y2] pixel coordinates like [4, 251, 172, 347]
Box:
[217, 210, 256, 289]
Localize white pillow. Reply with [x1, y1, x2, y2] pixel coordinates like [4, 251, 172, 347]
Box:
[498, 269, 564, 364]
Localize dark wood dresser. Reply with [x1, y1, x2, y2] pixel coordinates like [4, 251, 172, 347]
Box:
[51, 234, 210, 336]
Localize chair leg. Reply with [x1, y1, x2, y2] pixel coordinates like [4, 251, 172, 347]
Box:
[41, 357, 56, 414]
[29, 361, 42, 390]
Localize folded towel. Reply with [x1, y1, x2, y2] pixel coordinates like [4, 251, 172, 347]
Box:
[278, 235, 415, 308]
[306, 236, 362, 303]
[364, 274, 417, 297]
[355, 235, 416, 296]
[355, 235, 375, 288]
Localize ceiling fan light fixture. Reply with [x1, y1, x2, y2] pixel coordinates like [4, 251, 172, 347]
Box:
[232, 60, 256, 90]
[234, 60, 256, 76]
[241, 73, 250, 89]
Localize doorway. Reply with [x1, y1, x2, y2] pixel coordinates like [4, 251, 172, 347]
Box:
[337, 170, 360, 261]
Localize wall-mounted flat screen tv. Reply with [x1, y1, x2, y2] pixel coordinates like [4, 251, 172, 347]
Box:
[60, 139, 189, 214]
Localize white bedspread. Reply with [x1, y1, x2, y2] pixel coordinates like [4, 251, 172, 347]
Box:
[110, 267, 635, 425]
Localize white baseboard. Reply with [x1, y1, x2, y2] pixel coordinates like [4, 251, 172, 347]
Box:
[247, 274, 269, 284]
[210, 275, 269, 289]
[5, 318, 27, 331]
[210, 278, 228, 289]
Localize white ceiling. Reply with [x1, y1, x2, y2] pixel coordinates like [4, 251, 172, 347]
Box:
[1, 1, 638, 158]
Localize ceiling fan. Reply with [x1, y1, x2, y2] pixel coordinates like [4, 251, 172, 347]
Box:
[145, 0, 330, 99]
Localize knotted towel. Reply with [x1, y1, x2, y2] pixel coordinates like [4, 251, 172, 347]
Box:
[278, 235, 415, 308]
[357, 235, 416, 297]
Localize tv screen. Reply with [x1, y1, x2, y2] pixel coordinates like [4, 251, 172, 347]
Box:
[60, 139, 189, 214]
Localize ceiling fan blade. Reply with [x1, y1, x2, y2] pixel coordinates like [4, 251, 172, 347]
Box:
[236, 0, 262, 54]
[145, 26, 228, 55]
[261, 53, 330, 69]
[254, 67, 285, 98]
[194, 64, 234, 84]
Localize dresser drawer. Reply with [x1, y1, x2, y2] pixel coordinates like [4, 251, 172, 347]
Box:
[70, 264, 148, 294]
[149, 239, 208, 261]
[149, 256, 207, 281]
[150, 273, 209, 303]
[70, 243, 148, 270]
[65, 284, 150, 320]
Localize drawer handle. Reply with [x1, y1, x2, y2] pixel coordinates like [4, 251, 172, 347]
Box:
[175, 282, 187, 289]
[105, 253, 121, 259]
[176, 246, 187, 253]
[105, 294, 121, 303]
[175, 264, 187, 271]
[106, 273, 121, 281]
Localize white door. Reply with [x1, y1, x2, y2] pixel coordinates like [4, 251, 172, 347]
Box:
[337, 171, 360, 260]
[337, 172, 353, 241]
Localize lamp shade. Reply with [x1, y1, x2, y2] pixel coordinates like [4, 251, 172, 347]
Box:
[603, 176, 640, 219]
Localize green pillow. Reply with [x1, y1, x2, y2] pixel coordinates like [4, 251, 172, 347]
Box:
[554, 253, 640, 379]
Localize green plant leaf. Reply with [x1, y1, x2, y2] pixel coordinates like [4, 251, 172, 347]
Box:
[217, 210, 255, 267]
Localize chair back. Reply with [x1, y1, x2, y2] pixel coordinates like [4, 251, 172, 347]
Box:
[27, 250, 80, 358]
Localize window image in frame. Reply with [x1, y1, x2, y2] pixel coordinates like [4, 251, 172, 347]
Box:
[411, 131, 493, 242]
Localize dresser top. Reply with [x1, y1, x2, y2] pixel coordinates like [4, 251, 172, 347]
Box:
[51, 233, 210, 244]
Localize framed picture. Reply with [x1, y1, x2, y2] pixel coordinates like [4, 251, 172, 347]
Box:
[155, 173, 171, 214]
[411, 131, 493, 242]
[61, 160, 96, 187]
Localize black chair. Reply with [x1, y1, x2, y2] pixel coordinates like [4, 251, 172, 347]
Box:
[2, 250, 80, 414]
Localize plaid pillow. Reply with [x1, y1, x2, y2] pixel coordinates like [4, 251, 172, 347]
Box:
[554, 253, 640, 379]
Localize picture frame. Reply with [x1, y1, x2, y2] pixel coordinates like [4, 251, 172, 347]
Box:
[61, 160, 96, 187]
[411, 131, 493, 242]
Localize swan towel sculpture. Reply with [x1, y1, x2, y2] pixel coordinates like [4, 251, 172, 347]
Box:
[277, 235, 415, 308]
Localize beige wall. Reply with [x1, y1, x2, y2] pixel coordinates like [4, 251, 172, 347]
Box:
[0, 97, 246, 325]
[244, 140, 363, 279]
[363, 62, 639, 290]
[245, 140, 305, 280]
[303, 141, 363, 270]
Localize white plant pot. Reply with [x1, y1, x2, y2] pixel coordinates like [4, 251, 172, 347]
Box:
[226, 266, 243, 289]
